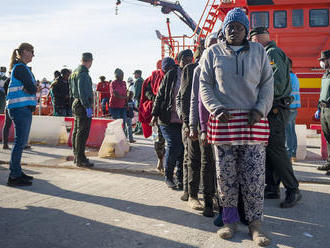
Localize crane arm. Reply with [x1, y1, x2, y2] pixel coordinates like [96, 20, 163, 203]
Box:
[136, 0, 201, 34]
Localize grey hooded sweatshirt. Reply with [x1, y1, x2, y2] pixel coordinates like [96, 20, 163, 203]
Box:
[200, 40, 274, 117]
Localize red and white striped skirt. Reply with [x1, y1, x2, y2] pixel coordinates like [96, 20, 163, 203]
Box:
[207, 110, 270, 145]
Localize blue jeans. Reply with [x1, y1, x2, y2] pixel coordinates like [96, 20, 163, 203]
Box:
[285, 109, 298, 158]
[101, 98, 109, 115]
[159, 123, 184, 184]
[126, 117, 133, 141]
[109, 107, 127, 135]
[8, 106, 33, 178]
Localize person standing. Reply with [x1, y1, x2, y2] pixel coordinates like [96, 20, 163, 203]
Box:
[315, 50, 330, 175]
[109, 68, 128, 134]
[96, 76, 110, 116]
[70, 52, 94, 168]
[0, 66, 8, 114]
[286, 58, 301, 161]
[126, 91, 138, 143]
[6, 43, 37, 186]
[133, 70, 143, 134]
[51, 68, 71, 116]
[200, 9, 274, 246]
[151, 57, 183, 189]
[250, 27, 301, 208]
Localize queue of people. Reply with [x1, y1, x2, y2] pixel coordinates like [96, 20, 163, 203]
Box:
[1, 7, 329, 247]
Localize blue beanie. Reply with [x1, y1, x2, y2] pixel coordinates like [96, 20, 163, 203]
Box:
[161, 57, 175, 72]
[222, 8, 249, 35]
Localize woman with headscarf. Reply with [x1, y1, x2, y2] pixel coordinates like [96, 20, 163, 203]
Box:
[109, 68, 128, 134]
[6, 43, 37, 186]
[200, 8, 274, 246]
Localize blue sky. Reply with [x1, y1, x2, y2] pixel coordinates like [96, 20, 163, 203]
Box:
[0, 0, 213, 84]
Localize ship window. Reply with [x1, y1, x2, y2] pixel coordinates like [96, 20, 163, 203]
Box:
[274, 10, 287, 28]
[250, 12, 269, 28]
[292, 9, 304, 27]
[310, 9, 329, 27]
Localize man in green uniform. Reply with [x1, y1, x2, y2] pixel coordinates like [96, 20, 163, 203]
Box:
[70, 52, 94, 167]
[250, 27, 301, 208]
[315, 50, 330, 175]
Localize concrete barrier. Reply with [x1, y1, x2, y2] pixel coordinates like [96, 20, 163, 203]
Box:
[296, 124, 307, 160]
[66, 117, 113, 148]
[98, 119, 129, 158]
[29, 116, 68, 145]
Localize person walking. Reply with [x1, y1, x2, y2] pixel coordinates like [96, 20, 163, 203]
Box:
[200, 9, 274, 246]
[250, 27, 301, 208]
[109, 68, 128, 134]
[315, 50, 330, 175]
[286, 58, 301, 161]
[6, 43, 37, 186]
[96, 76, 110, 116]
[70, 52, 94, 168]
[0, 66, 8, 114]
[151, 56, 183, 189]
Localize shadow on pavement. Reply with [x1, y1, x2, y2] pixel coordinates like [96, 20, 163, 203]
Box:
[0, 206, 196, 248]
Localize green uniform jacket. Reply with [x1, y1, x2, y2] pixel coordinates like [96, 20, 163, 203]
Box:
[319, 70, 330, 103]
[265, 41, 292, 101]
[69, 65, 93, 109]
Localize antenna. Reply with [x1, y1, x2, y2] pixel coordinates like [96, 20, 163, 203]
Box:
[115, 0, 121, 15]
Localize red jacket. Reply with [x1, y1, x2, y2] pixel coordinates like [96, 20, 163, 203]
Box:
[96, 81, 110, 99]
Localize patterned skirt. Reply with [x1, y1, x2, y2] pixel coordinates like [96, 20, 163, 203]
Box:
[207, 110, 270, 145]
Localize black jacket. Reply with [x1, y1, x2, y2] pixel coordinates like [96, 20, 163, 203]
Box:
[176, 63, 198, 126]
[152, 66, 179, 125]
[51, 77, 70, 108]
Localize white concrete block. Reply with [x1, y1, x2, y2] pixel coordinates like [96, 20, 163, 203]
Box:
[29, 116, 68, 146]
[98, 119, 129, 158]
[296, 124, 307, 160]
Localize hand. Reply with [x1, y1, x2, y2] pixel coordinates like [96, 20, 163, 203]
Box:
[248, 109, 262, 125]
[216, 110, 231, 123]
[189, 129, 198, 141]
[183, 126, 190, 137]
[314, 109, 321, 120]
[200, 132, 207, 145]
[86, 108, 93, 118]
[150, 116, 158, 126]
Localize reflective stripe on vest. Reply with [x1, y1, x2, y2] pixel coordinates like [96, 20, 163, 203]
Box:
[6, 63, 37, 109]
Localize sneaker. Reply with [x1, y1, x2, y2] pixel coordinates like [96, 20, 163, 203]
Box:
[7, 177, 32, 187]
[24, 145, 32, 150]
[180, 192, 189, 201]
[249, 220, 271, 247]
[129, 140, 136, 143]
[317, 163, 330, 171]
[280, 189, 302, 208]
[76, 160, 94, 168]
[217, 223, 238, 239]
[165, 179, 176, 189]
[22, 172, 33, 181]
[188, 196, 204, 211]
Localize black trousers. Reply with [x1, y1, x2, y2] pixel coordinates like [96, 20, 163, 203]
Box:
[182, 125, 189, 193]
[321, 107, 330, 165]
[2, 109, 13, 146]
[266, 108, 299, 192]
[186, 129, 216, 198]
[72, 99, 92, 162]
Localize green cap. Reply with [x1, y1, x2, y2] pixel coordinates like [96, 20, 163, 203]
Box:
[249, 27, 269, 38]
[82, 52, 93, 61]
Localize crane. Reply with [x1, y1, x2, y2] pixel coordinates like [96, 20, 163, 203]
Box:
[116, 0, 201, 34]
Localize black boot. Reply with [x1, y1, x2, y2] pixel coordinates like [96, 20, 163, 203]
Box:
[202, 195, 214, 217]
[280, 189, 302, 208]
[7, 177, 32, 187]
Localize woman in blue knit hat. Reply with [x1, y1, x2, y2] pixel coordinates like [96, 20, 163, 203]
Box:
[200, 8, 273, 246]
